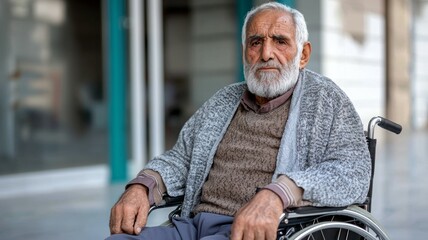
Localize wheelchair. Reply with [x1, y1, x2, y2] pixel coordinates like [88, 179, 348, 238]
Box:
[148, 116, 402, 240]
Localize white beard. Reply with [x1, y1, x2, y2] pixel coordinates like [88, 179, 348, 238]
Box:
[244, 54, 301, 99]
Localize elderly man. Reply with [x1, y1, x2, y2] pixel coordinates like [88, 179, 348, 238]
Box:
[107, 2, 371, 240]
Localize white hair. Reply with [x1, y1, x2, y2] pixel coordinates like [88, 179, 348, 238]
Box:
[241, 2, 308, 53]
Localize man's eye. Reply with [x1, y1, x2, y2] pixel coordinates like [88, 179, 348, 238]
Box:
[277, 39, 286, 45]
[251, 40, 261, 46]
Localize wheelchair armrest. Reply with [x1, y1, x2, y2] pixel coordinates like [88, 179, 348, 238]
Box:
[279, 206, 349, 226]
[162, 195, 184, 207]
[290, 206, 347, 215]
[149, 194, 184, 214]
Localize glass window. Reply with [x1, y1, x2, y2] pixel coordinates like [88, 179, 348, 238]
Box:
[0, 0, 107, 175]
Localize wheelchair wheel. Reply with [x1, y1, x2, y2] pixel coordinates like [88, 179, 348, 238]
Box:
[277, 206, 390, 240]
[287, 221, 378, 240]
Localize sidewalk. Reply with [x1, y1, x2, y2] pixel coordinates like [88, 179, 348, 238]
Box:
[371, 129, 428, 239]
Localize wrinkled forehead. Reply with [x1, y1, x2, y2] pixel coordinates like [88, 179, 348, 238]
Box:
[246, 10, 295, 39]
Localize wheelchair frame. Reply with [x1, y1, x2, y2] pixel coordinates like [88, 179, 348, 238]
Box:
[149, 116, 402, 240]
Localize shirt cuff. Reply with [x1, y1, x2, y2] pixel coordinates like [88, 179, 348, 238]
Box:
[262, 175, 304, 209]
[263, 183, 290, 209]
[127, 169, 166, 206]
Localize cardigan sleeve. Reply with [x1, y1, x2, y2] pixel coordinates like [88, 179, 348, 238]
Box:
[143, 107, 199, 197]
[286, 78, 371, 207]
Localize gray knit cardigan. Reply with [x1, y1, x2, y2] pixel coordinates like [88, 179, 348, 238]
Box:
[145, 69, 371, 217]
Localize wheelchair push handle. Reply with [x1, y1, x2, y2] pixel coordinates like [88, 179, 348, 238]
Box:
[378, 117, 402, 134]
[367, 116, 402, 139]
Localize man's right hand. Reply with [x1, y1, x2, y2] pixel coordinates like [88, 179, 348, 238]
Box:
[109, 184, 150, 235]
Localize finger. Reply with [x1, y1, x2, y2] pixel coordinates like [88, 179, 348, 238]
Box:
[110, 206, 124, 234]
[242, 227, 255, 240]
[265, 227, 276, 240]
[254, 230, 264, 240]
[253, 218, 275, 240]
[134, 206, 148, 235]
[240, 219, 260, 240]
[258, 219, 277, 240]
[121, 206, 137, 234]
[230, 221, 244, 240]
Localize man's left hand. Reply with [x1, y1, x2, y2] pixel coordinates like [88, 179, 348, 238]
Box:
[230, 189, 284, 240]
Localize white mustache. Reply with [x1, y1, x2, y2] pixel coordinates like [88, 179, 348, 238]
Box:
[252, 61, 283, 72]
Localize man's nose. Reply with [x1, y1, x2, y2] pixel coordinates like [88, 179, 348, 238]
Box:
[261, 42, 274, 62]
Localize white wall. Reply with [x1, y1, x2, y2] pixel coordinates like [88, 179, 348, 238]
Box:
[299, 0, 385, 126]
[320, 0, 386, 126]
[190, 0, 237, 110]
[302, 0, 427, 129]
[412, 0, 428, 129]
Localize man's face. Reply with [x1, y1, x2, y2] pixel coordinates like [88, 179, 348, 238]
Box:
[244, 10, 301, 98]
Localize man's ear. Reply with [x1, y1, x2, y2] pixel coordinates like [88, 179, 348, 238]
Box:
[299, 42, 312, 69]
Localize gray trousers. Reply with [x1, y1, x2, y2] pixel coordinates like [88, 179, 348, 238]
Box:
[106, 212, 234, 240]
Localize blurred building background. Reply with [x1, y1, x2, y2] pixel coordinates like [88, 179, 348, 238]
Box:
[0, 0, 105, 175]
[0, 0, 427, 239]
